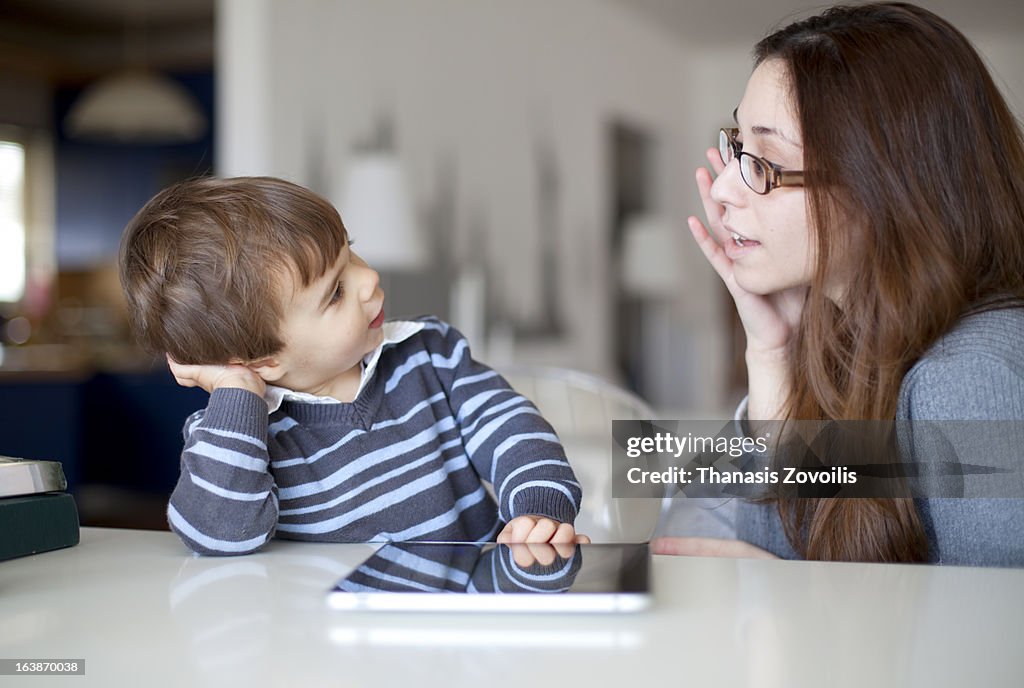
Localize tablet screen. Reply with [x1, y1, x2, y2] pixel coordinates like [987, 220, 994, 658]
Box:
[328, 542, 650, 613]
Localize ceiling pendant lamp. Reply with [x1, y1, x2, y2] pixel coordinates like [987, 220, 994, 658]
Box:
[64, 68, 207, 144]
[63, 3, 208, 145]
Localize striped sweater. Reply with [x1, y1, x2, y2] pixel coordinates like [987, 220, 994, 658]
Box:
[167, 317, 582, 555]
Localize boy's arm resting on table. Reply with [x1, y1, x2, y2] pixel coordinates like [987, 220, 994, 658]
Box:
[169, 387, 279, 556]
[422, 318, 582, 528]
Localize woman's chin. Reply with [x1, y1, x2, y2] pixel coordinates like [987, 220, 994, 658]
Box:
[734, 268, 809, 297]
[733, 272, 778, 296]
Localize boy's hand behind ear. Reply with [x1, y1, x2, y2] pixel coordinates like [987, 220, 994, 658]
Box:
[167, 355, 267, 397]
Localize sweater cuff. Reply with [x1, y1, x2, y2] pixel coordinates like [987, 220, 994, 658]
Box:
[203, 387, 270, 439]
[500, 544, 582, 591]
[509, 485, 578, 524]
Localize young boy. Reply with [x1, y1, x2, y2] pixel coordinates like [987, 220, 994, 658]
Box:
[119, 176, 584, 555]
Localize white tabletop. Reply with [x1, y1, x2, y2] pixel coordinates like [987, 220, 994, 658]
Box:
[2, 527, 1022, 687]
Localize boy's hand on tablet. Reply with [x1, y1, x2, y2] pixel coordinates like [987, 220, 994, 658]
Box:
[167, 355, 267, 397]
[496, 515, 592, 546]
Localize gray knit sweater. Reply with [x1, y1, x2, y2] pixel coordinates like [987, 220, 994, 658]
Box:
[736, 307, 1024, 567]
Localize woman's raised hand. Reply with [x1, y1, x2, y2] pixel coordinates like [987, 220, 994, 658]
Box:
[689, 147, 806, 420]
[689, 147, 806, 357]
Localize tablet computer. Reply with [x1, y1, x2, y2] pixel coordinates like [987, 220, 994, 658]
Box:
[327, 542, 651, 613]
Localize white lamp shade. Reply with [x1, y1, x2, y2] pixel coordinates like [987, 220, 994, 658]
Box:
[337, 153, 428, 270]
[620, 214, 682, 298]
[64, 70, 208, 143]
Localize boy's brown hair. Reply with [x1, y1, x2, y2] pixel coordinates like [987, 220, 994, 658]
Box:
[118, 176, 347, 364]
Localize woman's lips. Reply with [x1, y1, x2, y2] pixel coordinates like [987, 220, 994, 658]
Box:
[369, 307, 385, 329]
[723, 227, 761, 260]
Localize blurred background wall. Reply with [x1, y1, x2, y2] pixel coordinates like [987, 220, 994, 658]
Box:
[216, 0, 722, 412]
[1, 0, 1021, 527]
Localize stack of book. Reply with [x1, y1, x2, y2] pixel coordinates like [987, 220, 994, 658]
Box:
[0, 456, 80, 561]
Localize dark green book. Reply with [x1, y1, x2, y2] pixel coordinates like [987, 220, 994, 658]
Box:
[0, 492, 81, 561]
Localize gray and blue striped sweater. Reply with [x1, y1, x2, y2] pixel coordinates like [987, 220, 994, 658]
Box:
[167, 317, 582, 555]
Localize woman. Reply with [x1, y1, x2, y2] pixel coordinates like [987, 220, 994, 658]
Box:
[654, 2, 1024, 565]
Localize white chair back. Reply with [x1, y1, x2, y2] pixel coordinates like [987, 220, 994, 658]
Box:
[498, 365, 667, 543]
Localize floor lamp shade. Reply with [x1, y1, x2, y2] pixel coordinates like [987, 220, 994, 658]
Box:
[620, 214, 681, 299]
[64, 70, 207, 144]
[336, 153, 428, 270]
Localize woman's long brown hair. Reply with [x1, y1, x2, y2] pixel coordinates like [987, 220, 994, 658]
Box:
[754, 3, 1024, 562]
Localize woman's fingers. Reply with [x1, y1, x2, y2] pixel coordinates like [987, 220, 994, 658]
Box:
[706, 146, 726, 176]
[688, 215, 788, 347]
[687, 216, 736, 288]
[687, 213, 757, 308]
[650, 536, 778, 559]
[696, 166, 726, 241]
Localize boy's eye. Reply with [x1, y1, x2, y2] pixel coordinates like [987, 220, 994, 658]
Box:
[329, 282, 344, 305]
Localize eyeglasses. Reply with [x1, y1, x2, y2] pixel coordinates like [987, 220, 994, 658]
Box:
[719, 128, 805, 195]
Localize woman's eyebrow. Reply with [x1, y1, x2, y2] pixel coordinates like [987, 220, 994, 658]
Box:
[751, 125, 801, 148]
[735, 109, 801, 149]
